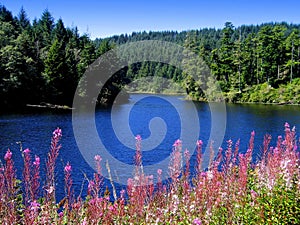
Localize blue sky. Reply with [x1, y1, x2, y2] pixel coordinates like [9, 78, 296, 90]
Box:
[1, 0, 300, 39]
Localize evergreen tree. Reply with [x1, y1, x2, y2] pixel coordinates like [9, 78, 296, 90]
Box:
[37, 9, 54, 49]
[18, 6, 30, 30]
[43, 39, 67, 103]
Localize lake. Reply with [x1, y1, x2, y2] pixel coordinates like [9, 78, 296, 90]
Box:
[1, 93, 300, 200]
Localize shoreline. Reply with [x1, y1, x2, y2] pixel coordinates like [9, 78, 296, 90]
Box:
[127, 91, 300, 106]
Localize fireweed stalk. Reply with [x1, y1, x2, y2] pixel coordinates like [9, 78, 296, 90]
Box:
[23, 148, 32, 206]
[31, 155, 40, 202]
[64, 162, 73, 210]
[45, 128, 62, 203]
[2, 149, 17, 223]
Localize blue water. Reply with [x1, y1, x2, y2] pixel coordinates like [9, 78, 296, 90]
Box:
[1, 94, 300, 201]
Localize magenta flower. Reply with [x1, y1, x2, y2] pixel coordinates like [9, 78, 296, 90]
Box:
[173, 139, 182, 147]
[135, 135, 142, 141]
[201, 171, 206, 177]
[81, 218, 87, 225]
[4, 149, 12, 160]
[30, 200, 40, 211]
[23, 148, 30, 154]
[88, 180, 95, 191]
[33, 156, 40, 166]
[120, 189, 125, 198]
[53, 127, 62, 139]
[94, 155, 102, 162]
[196, 140, 203, 146]
[157, 169, 162, 175]
[250, 189, 258, 199]
[193, 218, 202, 225]
[64, 162, 72, 173]
[127, 178, 134, 186]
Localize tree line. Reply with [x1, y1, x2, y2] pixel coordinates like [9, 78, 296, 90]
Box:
[1, 5, 300, 110]
[0, 5, 98, 109]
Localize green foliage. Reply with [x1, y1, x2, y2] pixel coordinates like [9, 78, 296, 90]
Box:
[0, 5, 97, 109]
[240, 79, 300, 104]
[1, 3, 300, 108]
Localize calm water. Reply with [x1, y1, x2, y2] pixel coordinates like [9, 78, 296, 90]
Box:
[1, 94, 300, 200]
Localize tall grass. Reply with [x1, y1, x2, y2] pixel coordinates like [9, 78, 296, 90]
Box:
[0, 123, 299, 224]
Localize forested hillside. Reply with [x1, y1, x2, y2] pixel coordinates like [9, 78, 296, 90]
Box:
[1, 5, 300, 110]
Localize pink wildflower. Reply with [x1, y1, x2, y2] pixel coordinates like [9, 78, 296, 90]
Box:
[88, 180, 95, 193]
[127, 178, 134, 187]
[64, 162, 72, 173]
[4, 149, 12, 160]
[193, 218, 202, 225]
[173, 139, 182, 147]
[53, 127, 62, 139]
[135, 135, 142, 141]
[250, 189, 258, 199]
[196, 140, 203, 146]
[23, 148, 30, 154]
[157, 169, 162, 175]
[33, 156, 40, 166]
[30, 200, 40, 211]
[120, 189, 125, 198]
[94, 155, 102, 162]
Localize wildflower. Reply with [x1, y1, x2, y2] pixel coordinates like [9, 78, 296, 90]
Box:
[94, 155, 102, 162]
[285, 122, 290, 129]
[294, 144, 298, 151]
[23, 148, 30, 154]
[46, 186, 55, 194]
[81, 218, 88, 225]
[64, 162, 72, 173]
[30, 200, 40, 211]
[135, 135, 142, 141]
[250, 189, 258, 199]
[4, 149, 12, 160]
[173, 139, 182, 147]
[88, 180, 95, 190]
[53, 127, 62, 139]
[196, 140, 203, 146]
[120, 189, 125, 198]
[33, 156, 40, 166]
[157, 169, 162, 175]
[193, 218, 202, 225]
[200, 171, 206, 177]
[127, 178, 134, 186]
[207, 171, 213, 180]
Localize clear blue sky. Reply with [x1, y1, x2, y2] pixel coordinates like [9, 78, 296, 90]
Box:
[1, 0, 300, 39]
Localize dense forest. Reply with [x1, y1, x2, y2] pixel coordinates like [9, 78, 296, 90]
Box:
[1, 5, 300, 110]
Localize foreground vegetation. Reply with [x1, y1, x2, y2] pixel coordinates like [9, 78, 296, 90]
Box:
[0, 123, 299, 224]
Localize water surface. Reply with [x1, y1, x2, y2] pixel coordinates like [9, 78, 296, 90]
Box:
[1, 94, 300, 200]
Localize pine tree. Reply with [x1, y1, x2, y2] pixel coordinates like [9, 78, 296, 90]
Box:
[18, 6, 30, 30]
